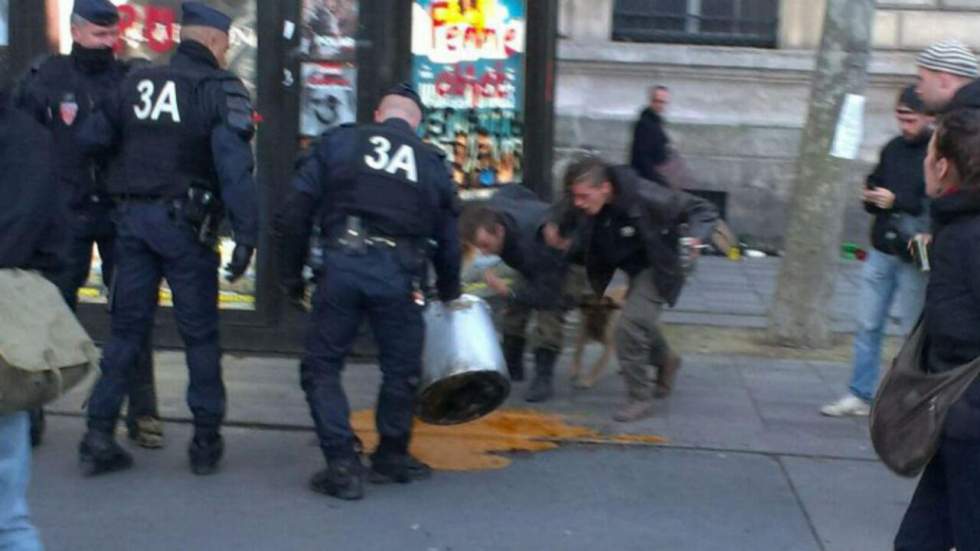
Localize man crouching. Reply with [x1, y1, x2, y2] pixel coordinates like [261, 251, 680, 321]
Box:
[460, 184, 570, 402]
[547, 156, 721, 422]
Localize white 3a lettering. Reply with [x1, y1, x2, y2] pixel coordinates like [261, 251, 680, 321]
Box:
[363, 136, 418, 183]
[133, 80, 182, 123]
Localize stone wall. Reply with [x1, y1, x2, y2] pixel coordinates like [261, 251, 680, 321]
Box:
[553, 0, 974, 247]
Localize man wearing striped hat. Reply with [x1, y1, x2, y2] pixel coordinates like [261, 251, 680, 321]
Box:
[916, 39, 979, 112]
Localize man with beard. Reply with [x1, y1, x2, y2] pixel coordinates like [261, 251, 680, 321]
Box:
[821, 86, 934, 417]
[15, 0, 162, 449]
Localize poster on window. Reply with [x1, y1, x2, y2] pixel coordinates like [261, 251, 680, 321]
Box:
[300, 0, 359, 60]
[53, 1, 259, 310]
[300, 61, 357, 137]
[411, 0, 526, 192]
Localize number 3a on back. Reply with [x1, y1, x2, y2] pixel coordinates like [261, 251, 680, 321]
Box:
[364, 135, 418, 183]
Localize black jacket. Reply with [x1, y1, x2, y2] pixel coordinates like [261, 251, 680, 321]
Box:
[565, 166, 719, 306]
[924, 190, 980, 440]
[947, 79, 980, 112]
[630, 108, 670, 185]
[489, 185, 567, 309]
[0, 91, 66, 274]
[865, 133, 931, 257]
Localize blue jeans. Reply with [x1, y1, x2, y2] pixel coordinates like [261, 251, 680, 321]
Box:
[0, 412, 42, 551]
[849, 250, 926, 402]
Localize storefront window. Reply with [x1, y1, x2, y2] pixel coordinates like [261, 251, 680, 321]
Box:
[411, 0, 527, 199]
[54, 0, 259, 310]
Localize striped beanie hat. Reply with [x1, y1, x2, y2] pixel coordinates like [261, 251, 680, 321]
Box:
[917, 40, 979, 79]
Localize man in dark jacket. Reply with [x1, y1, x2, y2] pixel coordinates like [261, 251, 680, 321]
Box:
[460, 185, 569, 402]
[0, 85, 63, 551]
[630, 85, 671, 185]
[915, 40, 978, 113]
[16, 0, 163, 449]
[549, 156, 720, 422]
[821, 86, 932, 417]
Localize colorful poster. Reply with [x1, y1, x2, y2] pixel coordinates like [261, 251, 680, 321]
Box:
[411, 0, 526, 190]
[300, 61, 357, 137]
[301, 0, 359, 60]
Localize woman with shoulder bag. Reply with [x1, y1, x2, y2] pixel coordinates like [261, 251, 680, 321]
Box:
[894, 107, 980, 551]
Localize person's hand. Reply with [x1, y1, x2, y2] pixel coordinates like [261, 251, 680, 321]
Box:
[484, 270, 511, 297]
[224, 244, 255, 283]
[908, 233, 932, 253]
[863, 188, 896, 210]
[281, 281, 309, 312]
[543, 223, 572, 251]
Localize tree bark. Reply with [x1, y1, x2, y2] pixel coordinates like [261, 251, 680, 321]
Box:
[767, 0, 876, 348]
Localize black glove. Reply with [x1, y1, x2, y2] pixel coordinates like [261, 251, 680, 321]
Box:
[281, 278, 309, 312]
[224, 244, 255, 283]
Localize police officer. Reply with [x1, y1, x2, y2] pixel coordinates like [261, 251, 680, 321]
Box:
[76, 2, 259, 477]
[459, 185, 569, 402]
[15, 0, 162, 449]
[275, 84, 462, 501]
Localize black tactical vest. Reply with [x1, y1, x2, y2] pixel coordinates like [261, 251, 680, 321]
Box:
[326, 123, 438, 238]
[26, 55, 127, 203]
[110, 64, 217, 198]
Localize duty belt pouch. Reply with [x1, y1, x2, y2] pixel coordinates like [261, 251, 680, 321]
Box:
[870, 318, 980, 477]
[180, 186, 223, 247]
[0, 270, 97, 414]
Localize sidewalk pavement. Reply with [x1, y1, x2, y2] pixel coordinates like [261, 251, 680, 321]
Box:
[28, 256, 917, 550]
[36, 345, 915, 551]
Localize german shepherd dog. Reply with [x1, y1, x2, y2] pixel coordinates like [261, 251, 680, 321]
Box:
[570, 287, 627, 389]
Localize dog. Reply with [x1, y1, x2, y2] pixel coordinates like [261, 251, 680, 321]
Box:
[570, 286, 627, 389]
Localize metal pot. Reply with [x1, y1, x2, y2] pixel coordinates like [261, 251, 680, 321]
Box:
[417, 294, 510, 425]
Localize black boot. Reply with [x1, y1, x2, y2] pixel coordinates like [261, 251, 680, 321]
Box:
[79, 430, 133, 477]
[502, 335, 527, 382]
[188, 433, 224, 476]
[311, 457, 365, 500]
[29, 408, 45, 448]
[370, 453, 433, 484]
[525, 348, 557, 403]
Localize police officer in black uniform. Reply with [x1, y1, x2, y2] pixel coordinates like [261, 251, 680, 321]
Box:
[276, 84, 462, 501]
[76, 2, 259, 477]
[15, 0, 162, 450]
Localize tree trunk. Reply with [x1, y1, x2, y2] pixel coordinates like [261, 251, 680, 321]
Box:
[767, 0, 876, 348]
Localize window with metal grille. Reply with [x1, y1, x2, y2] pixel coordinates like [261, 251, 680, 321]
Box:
[612, 0, 779, 48]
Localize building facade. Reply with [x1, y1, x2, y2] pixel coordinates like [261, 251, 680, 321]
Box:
[554, 0, 980, 247]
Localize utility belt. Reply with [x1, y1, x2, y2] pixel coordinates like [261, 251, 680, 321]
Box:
[326, 216, 431, 305]
[72, 192, 114, 210]
[113, 185, 224, 247]
[325, 216, 428, 256]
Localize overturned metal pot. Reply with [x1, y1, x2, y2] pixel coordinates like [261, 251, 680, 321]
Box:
[417, 294, 510, 425]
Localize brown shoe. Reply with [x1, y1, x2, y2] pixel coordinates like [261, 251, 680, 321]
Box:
[612, 400, 654, 422]
[127, 416, 165, 449]
[654, 353, 683, 399]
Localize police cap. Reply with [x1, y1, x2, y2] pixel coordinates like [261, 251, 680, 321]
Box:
[384, 82, 425, 113]
[181, 2, 233, 33]
[72, 0, 120, 26]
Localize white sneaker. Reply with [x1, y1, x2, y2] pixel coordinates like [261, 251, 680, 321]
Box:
[820, 394, 870, 417]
